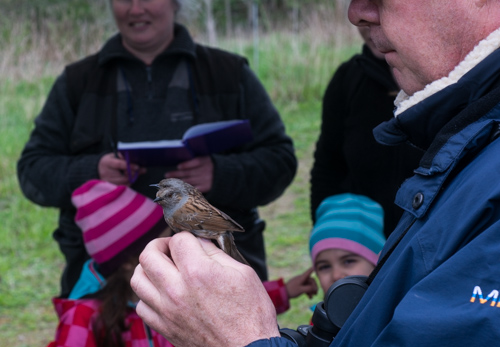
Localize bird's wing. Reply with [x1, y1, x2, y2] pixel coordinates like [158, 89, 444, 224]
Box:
[182, 200, 244, 233]
[206, 204, 245, 232]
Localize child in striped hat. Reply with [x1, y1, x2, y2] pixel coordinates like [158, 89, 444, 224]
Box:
[47, 180, 174, 347]
[310, 193, 386, 294]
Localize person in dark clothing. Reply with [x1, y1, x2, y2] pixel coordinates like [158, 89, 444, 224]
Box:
[310, 27, 423, 237]
[17, 0, 297, 297]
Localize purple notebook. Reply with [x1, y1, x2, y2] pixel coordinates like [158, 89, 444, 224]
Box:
[118, 119, 253, 181]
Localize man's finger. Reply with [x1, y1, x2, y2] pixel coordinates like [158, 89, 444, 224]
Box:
[136, 237, 180, 292]
[169, 232, 242, 273]
[195, 234, 244, 268]
[167, 232, 213, 270]
[135, 300, 163, 330]
[131, 264, 162, 308]
[139, 237, 173, 267]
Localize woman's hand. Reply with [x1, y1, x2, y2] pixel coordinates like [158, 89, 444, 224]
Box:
[165, 156, 214, 193]
[98, 152, 145, 185]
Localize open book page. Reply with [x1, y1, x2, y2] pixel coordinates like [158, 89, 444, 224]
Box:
[118, 140, 193, 167]
[117, 119, 253, 170]
[117, 139, 184, 150]
[183, 119, 253, 155]
[182, 119, 248, 139]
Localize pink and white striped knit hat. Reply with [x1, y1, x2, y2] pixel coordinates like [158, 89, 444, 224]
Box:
[72, 179, 166, 276]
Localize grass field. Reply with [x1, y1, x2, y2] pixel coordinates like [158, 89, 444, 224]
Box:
[0, 10, 362, 345]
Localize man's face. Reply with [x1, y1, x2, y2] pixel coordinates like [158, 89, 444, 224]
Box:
[348, 0, 480, 96]
[358, 27, 384, 60]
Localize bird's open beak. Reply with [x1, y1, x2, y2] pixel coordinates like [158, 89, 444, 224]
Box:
[150, 184, 160, 189]
[153, 196, 162, 203]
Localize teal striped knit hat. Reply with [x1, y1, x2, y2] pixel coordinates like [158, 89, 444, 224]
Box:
[309, 194, 386, 266]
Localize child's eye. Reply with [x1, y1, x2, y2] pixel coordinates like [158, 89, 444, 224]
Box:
[316, 264, 331, 272]
[343, 258, 358, 266]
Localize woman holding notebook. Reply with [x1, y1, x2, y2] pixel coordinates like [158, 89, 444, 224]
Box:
[17, 0, 297, 298]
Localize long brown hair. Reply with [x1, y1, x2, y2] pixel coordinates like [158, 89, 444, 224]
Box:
[92, 260, 138, 347]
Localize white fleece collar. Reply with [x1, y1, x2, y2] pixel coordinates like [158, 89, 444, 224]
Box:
[394, 27, 500, 117]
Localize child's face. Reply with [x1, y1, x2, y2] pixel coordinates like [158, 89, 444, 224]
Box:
[314, 249, 375, 293]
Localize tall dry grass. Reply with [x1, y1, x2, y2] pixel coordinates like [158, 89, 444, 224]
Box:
[0, 2, 114, 81]
[0, 1, 360, 82]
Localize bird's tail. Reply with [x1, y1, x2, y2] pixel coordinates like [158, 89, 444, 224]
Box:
[222, 232, 250, 266]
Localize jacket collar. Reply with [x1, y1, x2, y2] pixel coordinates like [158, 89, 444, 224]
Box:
[68, 259, 105, 299]
[394, 92, 500, 218]
[395, 27, 500, 116]
[97, 23, 196, 66]
[373, 28, 500, 219]
[374, 27, 500, 151]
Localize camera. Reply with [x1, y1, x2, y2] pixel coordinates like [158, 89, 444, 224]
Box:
[279, 275, 368, 347]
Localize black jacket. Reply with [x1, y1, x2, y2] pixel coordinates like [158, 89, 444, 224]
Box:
[310, 44, 423, 237]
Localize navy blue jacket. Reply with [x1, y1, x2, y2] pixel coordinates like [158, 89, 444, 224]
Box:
[248, 40, 500, 347]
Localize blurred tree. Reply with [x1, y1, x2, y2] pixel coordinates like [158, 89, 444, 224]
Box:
[224, 0, 232, 37]
[203, 0, 218, 44]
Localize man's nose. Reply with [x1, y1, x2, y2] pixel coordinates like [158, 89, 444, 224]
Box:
[348, 0, 380, 27]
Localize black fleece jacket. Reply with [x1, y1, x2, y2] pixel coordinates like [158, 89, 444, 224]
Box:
[310, 44, 423, 237]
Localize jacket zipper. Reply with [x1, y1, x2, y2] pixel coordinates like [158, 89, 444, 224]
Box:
[146, 66, 153, 100]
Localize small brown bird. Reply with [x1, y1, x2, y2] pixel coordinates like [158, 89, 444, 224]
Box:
[150, 178, 249, 265]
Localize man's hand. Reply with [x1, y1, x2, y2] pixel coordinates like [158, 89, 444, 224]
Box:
[285, 267, 318, 299]
[131, 232, 280, 347]
[98, 152, 145, 185]
[164, 156, 214, 193]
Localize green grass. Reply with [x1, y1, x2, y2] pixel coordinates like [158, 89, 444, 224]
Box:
[0, 78, 64, 346]
[0, 28, 361, 345]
